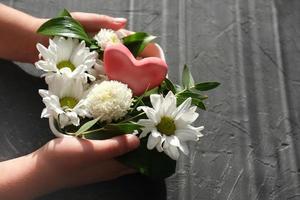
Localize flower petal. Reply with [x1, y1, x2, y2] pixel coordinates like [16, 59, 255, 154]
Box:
[58, 113, 70, 128]
[179, 142, 189, 155]
[179, 106, 199, 123]
[66, 112, 80, 126]
[167, 135, 181, 147]
[137, 119, 155, 128]
[137, 106, 159, 124]
[172, 97, 192, 119]
[164, 145, 180, 160]
[139, 129, 151, 138]
[156, 135, 165, 152]
[162, 91, 176, 115]
[35, 60, 57, 72]
[41, 108, 50, 118]
[36, 43, 53, 61]
[147, 130, 161, 150]
[150, 94, 163, 111]
[175, 128, 199, 141]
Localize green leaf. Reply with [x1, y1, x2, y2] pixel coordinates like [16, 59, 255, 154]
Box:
[164, 78, 177, 94]
[107, 122, 143, 133]
[191, 98, 206, 110]
[193, 82, 220, 91]
[123, 32, 157, 57]
[37, 16, 91, 43]
[75, 117, 100, 135]
[88, 39, 100, 51]
[182, 65, 195, 89]
[118, 137, 176, 179]
[89, 44, 99, 50]
[177, 90, 208, 100]
[158, 81, 167, 94]
[57, 9, 72, 17]
[177, 96, 206, 110]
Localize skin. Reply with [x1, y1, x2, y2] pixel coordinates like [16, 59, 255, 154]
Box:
[0, 3, 140, 200]
[0, 4, 127, 63]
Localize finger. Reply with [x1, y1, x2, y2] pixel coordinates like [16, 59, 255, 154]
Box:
[117, 29, 135, 37]
[119, 168, 137, 176]
[65, 159, 136, 187]
[71, 12, 127, 32]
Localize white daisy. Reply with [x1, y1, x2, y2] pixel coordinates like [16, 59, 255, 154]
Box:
[94, 29, 122, 50]
[86, 80, 133, 123]
[35, 36, 97, 82]
[137, 91, 204, 160]
[39, 74, 91, 128]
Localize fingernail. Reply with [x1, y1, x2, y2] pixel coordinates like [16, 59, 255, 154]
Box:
[114, 17, 127, 23]
[126, 134, 140, 148]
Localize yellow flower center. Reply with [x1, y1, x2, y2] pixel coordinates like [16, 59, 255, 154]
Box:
[57, 60, 76, 71]
[60, 97, 78, 109]
[111, 36, 119, 43]
[100, 91, 113, 101]
[156, 116, 176, 136]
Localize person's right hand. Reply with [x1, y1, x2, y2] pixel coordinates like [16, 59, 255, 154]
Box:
[37, 135, 140, 188]
[0, 134, 140, 200]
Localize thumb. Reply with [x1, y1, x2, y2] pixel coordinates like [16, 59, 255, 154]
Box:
[91, 134, 140, 160]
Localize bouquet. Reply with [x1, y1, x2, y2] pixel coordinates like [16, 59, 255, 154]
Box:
[35, 9, 220, 179]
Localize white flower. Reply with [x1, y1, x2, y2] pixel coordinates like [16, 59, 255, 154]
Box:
[94, 29, 122, 50]
[137, 91, 204, 160]
[87, 59, 108, 81]
[39, 74, 90, 128]
[35, 36, 97, 82]
[86, 80, 132, 123]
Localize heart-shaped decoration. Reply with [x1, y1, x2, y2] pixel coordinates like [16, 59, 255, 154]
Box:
[103, 43, 168, 96]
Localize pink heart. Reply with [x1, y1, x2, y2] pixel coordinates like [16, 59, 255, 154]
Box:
[103, 43, 168, 96]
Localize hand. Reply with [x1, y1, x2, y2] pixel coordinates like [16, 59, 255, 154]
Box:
[36, 12, 128, 46]
[0, 4, 127, 63]
[0, 134, 140, 200]
[37, 134, 139, 187]
[33, 12, 127, 63]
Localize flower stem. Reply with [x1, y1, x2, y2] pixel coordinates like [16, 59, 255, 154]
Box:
[119, 112, 145, 123]
[73, 112, 145, 136]
[75, 127, 105, 136]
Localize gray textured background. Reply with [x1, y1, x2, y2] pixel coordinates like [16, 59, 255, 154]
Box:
[0, 0, 299, 199]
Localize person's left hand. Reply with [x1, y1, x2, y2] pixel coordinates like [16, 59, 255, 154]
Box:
[0, 5, 127, 63]
[31, 12, 127, 63]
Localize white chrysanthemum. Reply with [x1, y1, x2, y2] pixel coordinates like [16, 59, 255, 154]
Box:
[94, 29, 122, 50]
[35, 36, 97, 82]
[39, 74, 90, 128]
[86, 80, 132, 122]
[137, 91, 204, 160]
